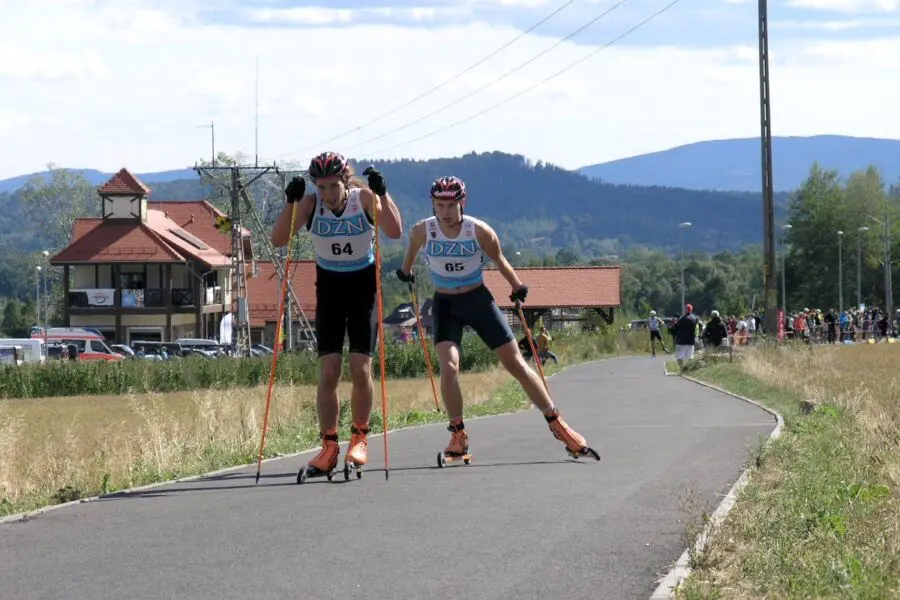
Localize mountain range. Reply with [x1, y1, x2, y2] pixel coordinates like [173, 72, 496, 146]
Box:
[2, 135, 898, 195]
[0, 151, 788, 258]
[578, 135, 900, 192]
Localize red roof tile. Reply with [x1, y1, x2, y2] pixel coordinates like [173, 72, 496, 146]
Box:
[51, 208, 233, 267]
[145, 210, 230, 267]
[50, 219, 186, 263]
[150, 201, 250, 256]
[97, 168, 151, 196]
[482, 266, 621, 309]
[246, 261, 317, 327]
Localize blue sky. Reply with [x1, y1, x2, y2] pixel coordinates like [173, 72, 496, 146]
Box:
[0, 0, 898, 178]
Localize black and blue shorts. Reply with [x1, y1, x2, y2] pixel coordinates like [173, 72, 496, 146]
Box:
[432, 284, 515, 350]
[315, 264, 377, 357]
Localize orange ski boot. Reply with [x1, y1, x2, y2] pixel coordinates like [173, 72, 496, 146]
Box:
[297, 429, 339, 484]
[343, 423, 369, 481]
[545, 409, 601, 461]
[437, 420, 471, 467]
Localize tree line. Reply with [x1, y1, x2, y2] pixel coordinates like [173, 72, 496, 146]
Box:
[1, 157, 897, 336]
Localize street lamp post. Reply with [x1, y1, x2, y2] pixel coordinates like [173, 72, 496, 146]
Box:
[837, 231, 844, 314]
[34, 266, 42, 329]
[866, 212, 893, 323]
[781, 224, 792, 314]
[858, 226, 870, 310]
[42, 250, 50, 332]
[679, 222, 692, 309]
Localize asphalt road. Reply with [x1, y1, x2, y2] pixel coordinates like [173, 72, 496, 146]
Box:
[1, 357, 775, 600]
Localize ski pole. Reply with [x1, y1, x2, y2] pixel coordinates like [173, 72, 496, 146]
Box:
[514, 299, 550, 395]
[408, 279, 441, 412]
[365, 167, 391, 481]
[255, 177, 301, 485]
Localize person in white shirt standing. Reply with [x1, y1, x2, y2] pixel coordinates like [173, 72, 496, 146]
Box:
[648, 310, 669, 357]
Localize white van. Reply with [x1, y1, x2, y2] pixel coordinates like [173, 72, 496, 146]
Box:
[0, 338, 46, 364]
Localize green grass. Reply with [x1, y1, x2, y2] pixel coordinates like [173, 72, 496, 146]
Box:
[670, 344, 900, 600]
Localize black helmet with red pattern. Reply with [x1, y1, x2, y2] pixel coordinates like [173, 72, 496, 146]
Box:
[308, 151, 349, 179]
[430, 176, 467, 202]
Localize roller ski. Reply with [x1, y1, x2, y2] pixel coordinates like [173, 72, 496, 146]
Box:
[342, 424, 369, 481]
[545, 409, 601, 461]
[297, 431, 339, 484]
[437, 421, 472, 468]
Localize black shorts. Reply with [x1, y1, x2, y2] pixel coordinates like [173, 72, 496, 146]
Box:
[650, 330, 663, 341]
[432, 284, 515, 351]
[315, 264, 377, 357]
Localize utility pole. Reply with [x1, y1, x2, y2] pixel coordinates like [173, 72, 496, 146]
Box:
[758, 0, 778, 337]
[230, 168, 252, 356]
[885, 206, 892, 318]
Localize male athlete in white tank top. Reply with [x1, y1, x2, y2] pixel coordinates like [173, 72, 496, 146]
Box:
[270, 151, 403, 482]
[396, 175, 599, 463]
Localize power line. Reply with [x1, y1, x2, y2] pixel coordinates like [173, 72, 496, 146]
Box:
[336, 0, 630, 156]
[358, 0, 683, 160]
[270, 0, 577, 161]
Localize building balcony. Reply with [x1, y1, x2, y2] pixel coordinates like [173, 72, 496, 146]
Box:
[68, 286, 225, 310]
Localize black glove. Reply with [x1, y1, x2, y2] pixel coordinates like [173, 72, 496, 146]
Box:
[362, 165, 387, 196]
[285, 176, 306, 204]
[396, 268, 415, 283]
[510, 285, 528, 304]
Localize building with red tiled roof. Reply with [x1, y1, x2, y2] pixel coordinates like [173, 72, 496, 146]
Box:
[482, 266, 621, 329]
[50, 168, 248, 345]
[245, 260, 317, 348]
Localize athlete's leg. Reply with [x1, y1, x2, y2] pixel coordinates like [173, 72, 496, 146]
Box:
[493, 340, 553, 412]
[435, 341, 464, 419]
[306, 278, 347, 473]
[343, 267, 378, 465]
[316, 353, 343, 430]
[433, 293, 468, 455]
[466, 286, 590, 454]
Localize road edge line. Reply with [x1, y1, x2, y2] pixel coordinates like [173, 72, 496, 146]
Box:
[648, 373, 784, 599]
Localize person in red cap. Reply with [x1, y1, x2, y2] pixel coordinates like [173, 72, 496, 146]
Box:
[673, 303, 701, 370]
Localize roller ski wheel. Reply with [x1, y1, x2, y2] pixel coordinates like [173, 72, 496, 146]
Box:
[296, 463, 336, 484]
[343, 460, 364, 481]
[437, 451, 472, 468]
[567, 446, 601, 461]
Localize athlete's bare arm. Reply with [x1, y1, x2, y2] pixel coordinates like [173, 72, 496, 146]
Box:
[475, 221, 524, 291]
[271, 194, 316, 247]
[400, 220, 427, 275]
[360, 188, 403, 240]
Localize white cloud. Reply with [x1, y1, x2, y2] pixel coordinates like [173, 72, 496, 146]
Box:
[0, 0, 898, 179]
[776, 17, 900, 29]
[245, 7, 357, 26]
[787, 0, 899, 12]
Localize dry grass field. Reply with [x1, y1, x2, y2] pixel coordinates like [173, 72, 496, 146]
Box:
[673, 342, 900, 599]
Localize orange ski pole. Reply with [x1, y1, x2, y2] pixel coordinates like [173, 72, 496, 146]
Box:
[409, 280, 441, 412]
[515, 299, 550, 395]
[366, 167, 391, 481]
[255, 183, 300, 485]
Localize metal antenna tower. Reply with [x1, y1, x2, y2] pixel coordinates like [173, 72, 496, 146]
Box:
[194, 162, 317, 355]
[238, 173, 317, 353]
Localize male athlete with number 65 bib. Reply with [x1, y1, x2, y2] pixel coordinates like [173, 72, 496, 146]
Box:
[271, 151, 403, 480]
[396, 176, 597, 462]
